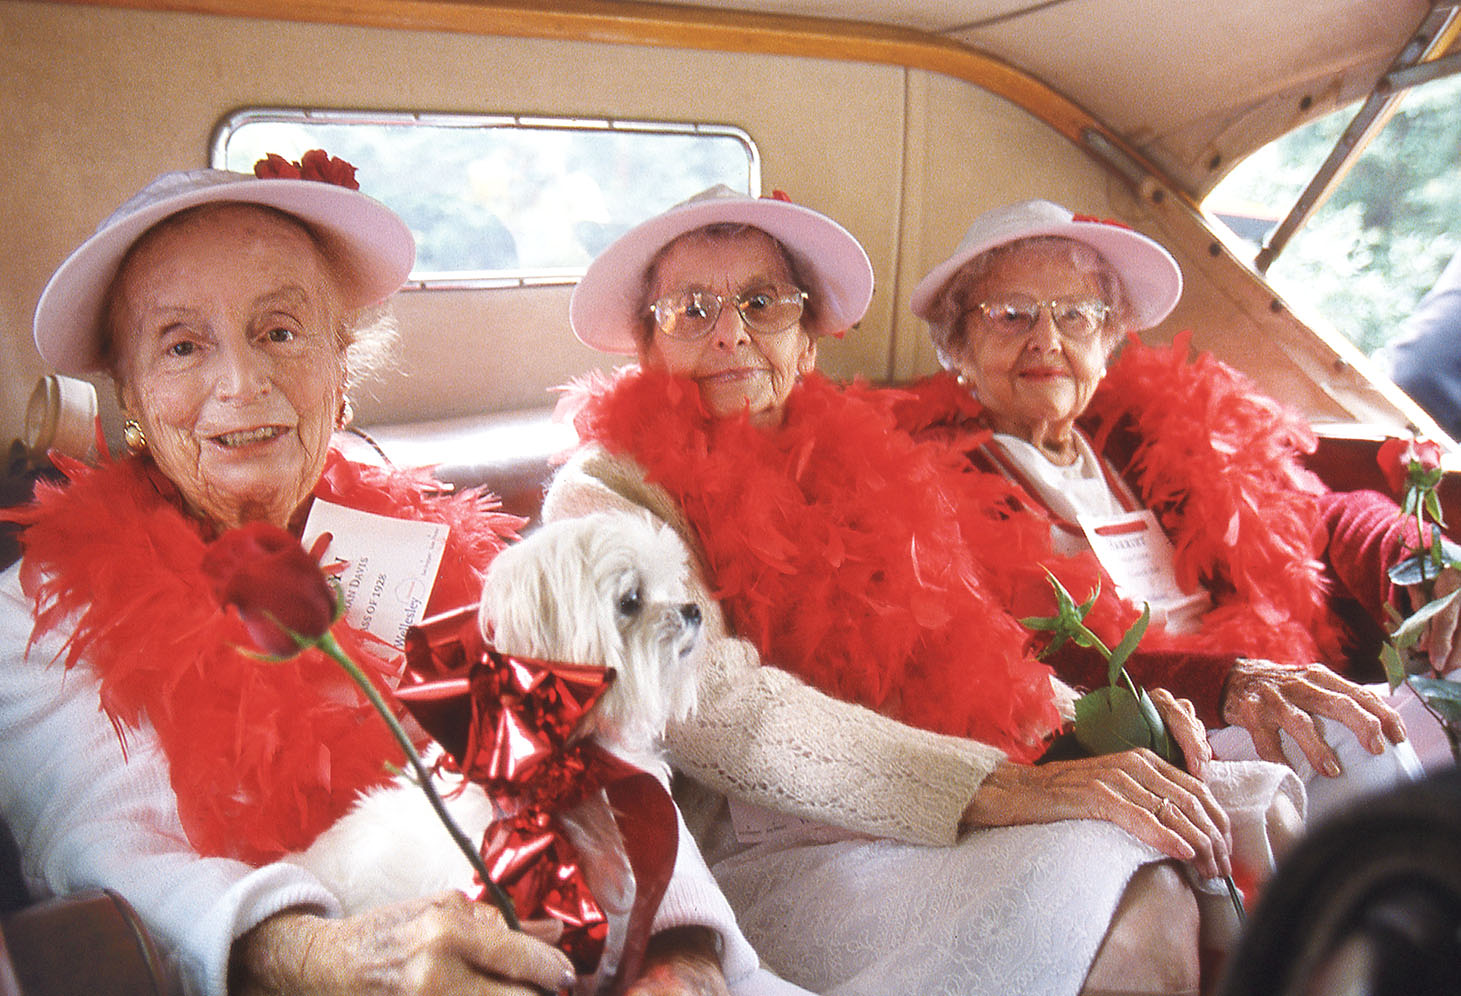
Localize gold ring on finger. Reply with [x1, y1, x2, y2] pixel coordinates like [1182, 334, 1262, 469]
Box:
[1154, 798, 1172, 821]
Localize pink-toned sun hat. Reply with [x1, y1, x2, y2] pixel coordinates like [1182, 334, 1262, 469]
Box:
[34, 158, 416, 375]
[909, 199, 1182, 331]
[570, 184, 874, 354]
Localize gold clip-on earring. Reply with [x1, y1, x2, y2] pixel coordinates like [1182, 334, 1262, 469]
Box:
[122, 418, 147, 453]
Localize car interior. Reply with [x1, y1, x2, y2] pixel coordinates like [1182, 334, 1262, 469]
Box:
[3, 1, 1459, 992]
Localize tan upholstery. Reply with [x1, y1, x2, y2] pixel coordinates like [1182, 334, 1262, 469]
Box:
[342, 407, 574, 527]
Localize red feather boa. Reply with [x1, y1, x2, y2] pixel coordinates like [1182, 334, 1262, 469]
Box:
[894, 332, 1346, 668]
[7, 450, 522, 864]
[563, 368, 1062, 762]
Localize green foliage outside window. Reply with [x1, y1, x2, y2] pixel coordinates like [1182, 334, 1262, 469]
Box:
[1208, 74, 1461, 356]
[219, 114, 755, 278]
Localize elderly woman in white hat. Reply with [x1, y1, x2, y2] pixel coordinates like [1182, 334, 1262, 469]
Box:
[0, 156, 765, 996]
[901, 198, 1427, 822]
[543, 187, 1320, 995]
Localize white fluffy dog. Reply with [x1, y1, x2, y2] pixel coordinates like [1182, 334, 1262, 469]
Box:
[290, 511, 704, 914]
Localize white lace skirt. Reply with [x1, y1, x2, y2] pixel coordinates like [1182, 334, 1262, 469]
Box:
[707, 760, 1301, 996]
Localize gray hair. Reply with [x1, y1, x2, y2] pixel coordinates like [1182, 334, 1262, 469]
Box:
[923, 236, 1131, 371]
[337, 304, 399, 391]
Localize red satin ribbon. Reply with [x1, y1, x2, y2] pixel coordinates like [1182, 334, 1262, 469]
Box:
[398, 607, 678, 991]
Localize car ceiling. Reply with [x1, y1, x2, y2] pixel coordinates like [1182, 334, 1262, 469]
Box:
[655, 0, 1448, 198]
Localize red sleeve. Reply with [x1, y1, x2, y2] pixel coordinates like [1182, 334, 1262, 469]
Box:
[1046, 643, 1237, 727]
[1318, 488, 1419, 626]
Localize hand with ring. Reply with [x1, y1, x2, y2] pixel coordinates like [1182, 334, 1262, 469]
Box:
[961, 752, 1232, 880]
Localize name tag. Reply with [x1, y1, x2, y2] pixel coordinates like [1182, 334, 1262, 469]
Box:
[1077, 510, 1208, 633]
[302, 499, 450, 650]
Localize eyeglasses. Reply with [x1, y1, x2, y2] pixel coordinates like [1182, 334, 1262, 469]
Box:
[648, 283, 808, 340]
[974, 295, 1111, 340]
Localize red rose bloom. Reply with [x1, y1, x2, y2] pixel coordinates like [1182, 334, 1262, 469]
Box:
[202, 522, 337, 657]
[252, 150, 360, 190]
[1378, 437, 1410, 496]
[1378, 436, 1443, 497]
[1414, 438, 1444, 473]
[252, 152, 302, 181]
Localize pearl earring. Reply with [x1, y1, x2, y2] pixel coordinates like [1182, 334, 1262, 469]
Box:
[337, 397, 354, 430]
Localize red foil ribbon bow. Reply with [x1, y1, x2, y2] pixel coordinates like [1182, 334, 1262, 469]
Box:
[398, 607, 678, 992]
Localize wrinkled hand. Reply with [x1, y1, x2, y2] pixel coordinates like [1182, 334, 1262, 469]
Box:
[1408, 565, 1461, 674]
[1147, 687, 1213, 780]
[231, 891, 576, 996]
[961, 753, 1231, 880]
[1221, 659, 1406, 777]
[625, 927, 730, 996]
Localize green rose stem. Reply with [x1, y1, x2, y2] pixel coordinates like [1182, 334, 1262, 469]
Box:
[1417, 497, 1432, 586]
[1023, 571, 1244, 922]
[201, 523, 522, 930]
[1381, 446, 1461, 762]
[314, 629, 521, 931]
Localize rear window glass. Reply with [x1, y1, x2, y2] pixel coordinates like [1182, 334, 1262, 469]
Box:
[213, 109, 759, 286]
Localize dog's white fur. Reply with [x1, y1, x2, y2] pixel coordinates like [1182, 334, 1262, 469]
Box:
[289, 511, 704, 914]
[480, 510, 702, 773]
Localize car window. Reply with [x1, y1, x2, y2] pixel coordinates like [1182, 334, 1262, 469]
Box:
[213, 109, 759, 285]
[1205, 72, 1461, 357]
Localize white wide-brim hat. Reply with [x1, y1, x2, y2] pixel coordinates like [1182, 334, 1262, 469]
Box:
[570, 185, 874, 354]
[909, 199, 1182, 331]
[34, 167, 416, 375]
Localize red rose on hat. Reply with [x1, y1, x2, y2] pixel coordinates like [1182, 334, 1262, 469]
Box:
[253, 149, 360, 191]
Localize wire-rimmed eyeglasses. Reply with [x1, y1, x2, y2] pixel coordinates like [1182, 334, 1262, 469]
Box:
[974, 295, 1112, 340]
[648, 283, 808, 340]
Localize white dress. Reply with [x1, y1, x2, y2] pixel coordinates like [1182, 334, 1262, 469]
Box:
[699, 760, 1295, 996]
[546, 445, 1305, 996]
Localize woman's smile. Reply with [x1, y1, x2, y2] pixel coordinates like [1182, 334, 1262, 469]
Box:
[1017, 365, 1069, 381]
[208, 424, 291, 449]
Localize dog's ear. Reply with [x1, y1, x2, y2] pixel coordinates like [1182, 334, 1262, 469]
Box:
[478, 541, 561, 658]
[480, 519, 611, 662]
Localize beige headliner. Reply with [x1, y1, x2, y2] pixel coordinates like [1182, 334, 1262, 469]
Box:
[52, 0, 1454, 203]
[662, 0, 1444, 197]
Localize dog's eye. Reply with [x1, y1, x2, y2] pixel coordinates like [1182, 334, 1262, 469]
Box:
[618, 587, 642, 618]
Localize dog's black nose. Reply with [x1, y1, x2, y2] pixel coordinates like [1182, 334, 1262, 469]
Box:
[680, 603, 701, 626]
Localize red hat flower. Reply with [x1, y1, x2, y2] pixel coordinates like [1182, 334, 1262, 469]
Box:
[253, 149, 360, 190]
